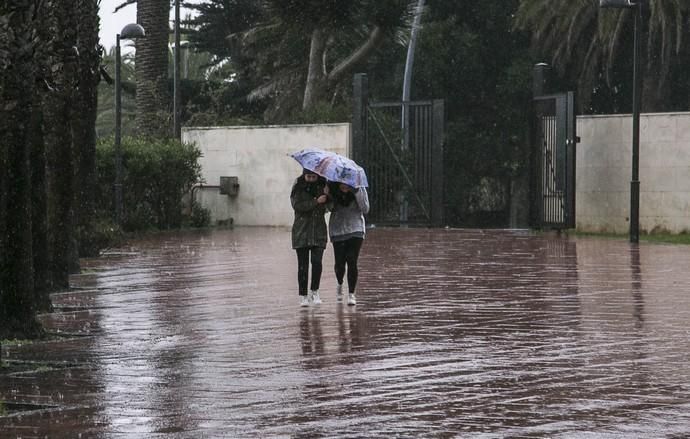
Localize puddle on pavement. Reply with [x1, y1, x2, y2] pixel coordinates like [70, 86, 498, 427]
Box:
[1, 360, 83, 377]
[0, 401, 60, 417]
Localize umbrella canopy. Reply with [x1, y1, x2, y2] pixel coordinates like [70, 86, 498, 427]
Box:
[290, 147, 368, 188]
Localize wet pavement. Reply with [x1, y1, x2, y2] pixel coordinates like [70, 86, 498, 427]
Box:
[2, 227, 690, 438]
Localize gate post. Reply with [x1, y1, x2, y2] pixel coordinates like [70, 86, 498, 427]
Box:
[352, 73, 368, 163]
[529, 63, 551, 228]
[431, 99, 445, 227]
[565, 91, 577, 229]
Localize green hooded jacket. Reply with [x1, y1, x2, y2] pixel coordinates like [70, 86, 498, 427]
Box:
[290, 177, 329, 249]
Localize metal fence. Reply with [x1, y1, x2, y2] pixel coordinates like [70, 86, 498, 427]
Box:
[353, 74, 444, 227]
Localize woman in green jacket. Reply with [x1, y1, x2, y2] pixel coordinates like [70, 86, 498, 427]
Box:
[290, 169, 330, 306]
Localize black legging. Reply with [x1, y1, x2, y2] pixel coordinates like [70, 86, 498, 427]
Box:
[333, 238, 363, 294]
[296, 247, 325, 295]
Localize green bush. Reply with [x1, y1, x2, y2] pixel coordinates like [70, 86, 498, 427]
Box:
[190, 202, 211, 228]
[96, 137, 202, 231]
[77, 218, 124, 257]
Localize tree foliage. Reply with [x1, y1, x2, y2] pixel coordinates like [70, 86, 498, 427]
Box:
[408, 0, 533, 225]
[186, 0, 411, 122]
[97, 48, 138, 138]
[515, 0, 690, 112]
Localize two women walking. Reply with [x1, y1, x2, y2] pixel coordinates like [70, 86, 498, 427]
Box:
[290, 168, 369, 307]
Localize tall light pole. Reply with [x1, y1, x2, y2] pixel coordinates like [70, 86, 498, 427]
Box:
[599, 0, 642, 243]
[173, 0, 181, 139]
[400, 0, 425, 224]
[115, 23, 145, 225]
[402, 0, 425, 149]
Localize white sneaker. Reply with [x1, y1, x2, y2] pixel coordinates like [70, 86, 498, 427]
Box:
[311, 290, 322, 304]
[347, 293, 357, 306]
[336, 284, 344, 302]
[300, 295, 310, 307]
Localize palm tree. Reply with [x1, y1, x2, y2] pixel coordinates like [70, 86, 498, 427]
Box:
[514, 0, 688, 112]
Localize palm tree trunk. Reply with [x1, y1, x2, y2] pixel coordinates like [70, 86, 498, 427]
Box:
[27, 0, 56, 311]
[136, 0, 171, 137]
[74, 0, 101, 256]
[0, 0, 43, 338]
[29, 93, 52, 311]
[44, 0, 79, 289]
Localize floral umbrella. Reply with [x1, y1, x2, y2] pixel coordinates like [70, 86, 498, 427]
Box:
[290, 147, 368, 188]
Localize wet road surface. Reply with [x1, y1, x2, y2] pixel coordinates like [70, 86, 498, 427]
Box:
[2, 227, 690, 438]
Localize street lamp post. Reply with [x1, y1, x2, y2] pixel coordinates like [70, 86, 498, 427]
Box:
[599, 0, 642, 243]
[114, 23, 145, 225]
[173, 0, 181, 139]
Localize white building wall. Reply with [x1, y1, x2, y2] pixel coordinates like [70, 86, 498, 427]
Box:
[577, 112, 690, 233]
[182, 124, 350, 227]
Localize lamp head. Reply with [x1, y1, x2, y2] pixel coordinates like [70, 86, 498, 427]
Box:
[120, 23, 146, 39]
[599, 0, 636, 8]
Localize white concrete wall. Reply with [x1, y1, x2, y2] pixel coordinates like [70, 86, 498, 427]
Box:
[182, 124, 351, 227]
[577, 112, 690, 233]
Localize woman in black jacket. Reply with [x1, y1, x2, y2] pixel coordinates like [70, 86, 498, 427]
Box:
[290, 169, 330, 306]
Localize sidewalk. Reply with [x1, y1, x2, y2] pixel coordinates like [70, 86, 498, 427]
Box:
[2, 227, 690, 438]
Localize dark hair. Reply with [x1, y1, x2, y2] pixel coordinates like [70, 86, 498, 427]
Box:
[329, 182, 355, 206]
[291, 174, 326, 198]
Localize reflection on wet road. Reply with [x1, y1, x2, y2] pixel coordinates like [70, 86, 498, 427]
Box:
[2, 227, 690, 437]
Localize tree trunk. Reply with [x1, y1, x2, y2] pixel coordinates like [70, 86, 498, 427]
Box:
[29, 94, 52, 311]
[302, 26, 385, 111]
[302, 28, 327, 110]
[136, 0, 171, 137]
[44, 0, 79, 289]
[74, 0, 101, 257]
[0, 1, 43, 338]
[30, 1, 55, 311]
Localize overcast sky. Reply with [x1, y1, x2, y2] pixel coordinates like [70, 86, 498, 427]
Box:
[99, 0, 137, 51]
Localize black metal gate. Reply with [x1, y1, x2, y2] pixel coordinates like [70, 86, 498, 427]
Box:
[530, 92, 577, 229]
[352, 74, 444, 227]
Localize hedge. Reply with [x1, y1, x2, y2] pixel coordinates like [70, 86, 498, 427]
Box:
[96, 137, 202, 231]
